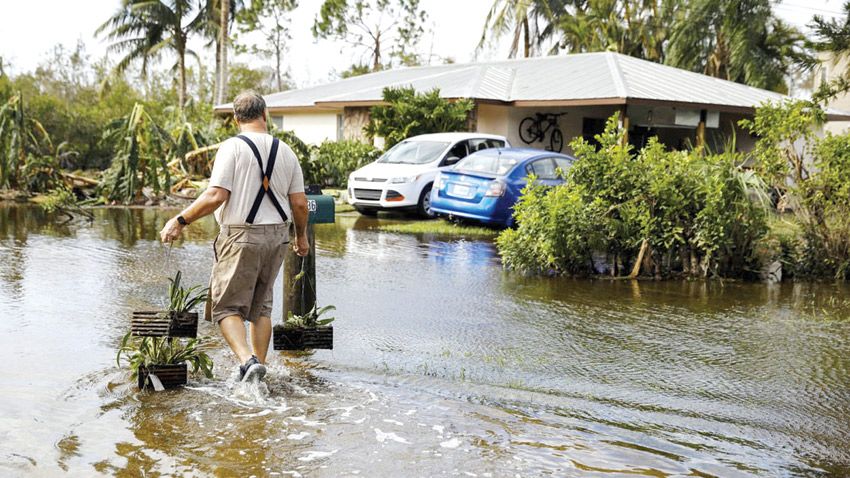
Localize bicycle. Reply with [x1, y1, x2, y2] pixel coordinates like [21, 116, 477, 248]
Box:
[518, 113, 565, 152]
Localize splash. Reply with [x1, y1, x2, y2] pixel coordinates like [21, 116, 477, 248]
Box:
[185, 362, 294, 411]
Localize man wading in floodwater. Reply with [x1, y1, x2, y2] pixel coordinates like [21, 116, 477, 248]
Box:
[159, 91, 309, 382]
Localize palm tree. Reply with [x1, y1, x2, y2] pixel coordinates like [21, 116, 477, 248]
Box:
[218, 0, 230, 105]
[210, 0, 243, 104]
[665, 0, 812, 92]
[552, 0, 677, 61]
[477, 0, 561, 58]
[97, 0, 207, 108]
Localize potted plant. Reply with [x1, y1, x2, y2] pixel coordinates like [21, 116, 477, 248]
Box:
[131, 271, 208, 338]
[273, 304, 335, 350]
[116, 332, 214, 390]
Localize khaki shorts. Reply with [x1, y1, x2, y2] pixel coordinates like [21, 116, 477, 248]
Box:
[208, 224, 289, 324]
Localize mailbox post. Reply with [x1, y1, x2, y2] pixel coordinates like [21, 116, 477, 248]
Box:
[283, 193, 335, 321]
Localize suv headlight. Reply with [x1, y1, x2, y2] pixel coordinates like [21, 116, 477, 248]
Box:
[389, 175, 417, 184]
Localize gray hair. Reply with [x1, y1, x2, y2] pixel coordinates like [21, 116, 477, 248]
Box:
[232, 91, 267, 122]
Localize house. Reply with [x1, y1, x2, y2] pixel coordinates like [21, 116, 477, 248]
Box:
[215, 51, 850, 152]
[813, 52, 850, 134]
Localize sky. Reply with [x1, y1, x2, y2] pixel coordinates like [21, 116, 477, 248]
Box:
[0, 0, 847, 89]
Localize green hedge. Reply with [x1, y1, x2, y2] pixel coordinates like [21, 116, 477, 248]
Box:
[305, 139, 380, 188]
[497, 115, 769, 279]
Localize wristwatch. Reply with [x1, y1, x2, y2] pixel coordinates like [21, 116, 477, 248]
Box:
[177, 215, 190, 226]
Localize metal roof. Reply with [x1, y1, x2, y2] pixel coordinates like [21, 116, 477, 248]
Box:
[215, 52, 850, 119]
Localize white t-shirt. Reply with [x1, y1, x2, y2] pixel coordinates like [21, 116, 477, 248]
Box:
[209, 132, 305, 225]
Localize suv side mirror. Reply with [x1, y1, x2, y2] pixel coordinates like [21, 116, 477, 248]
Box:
[443, 156, 461, 166]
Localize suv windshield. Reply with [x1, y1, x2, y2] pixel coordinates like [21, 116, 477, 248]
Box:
[455, 153, 517, 176]
[377, 141, 449, 165]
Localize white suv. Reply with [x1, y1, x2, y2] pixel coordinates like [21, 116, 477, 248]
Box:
[347, 132, 510, 217]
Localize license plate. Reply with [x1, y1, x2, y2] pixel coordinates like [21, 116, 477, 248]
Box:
[450, 184, 472, 197]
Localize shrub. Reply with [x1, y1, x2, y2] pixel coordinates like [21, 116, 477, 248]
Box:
[306, 140, 380, 188]
[275, 129, 311, 165]
[742, 101, 850, 279]
[498, 183, 603, 274]
[364, 87, 474, 149]
[797, 133, 850, 279]
[497, 115, 769, 278]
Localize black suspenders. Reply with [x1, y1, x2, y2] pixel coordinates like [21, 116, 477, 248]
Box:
[235, 135, 289, 224]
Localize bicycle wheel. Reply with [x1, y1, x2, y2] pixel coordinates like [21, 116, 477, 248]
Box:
[518, 117, 538, 144]
[550, 128, 564, 153]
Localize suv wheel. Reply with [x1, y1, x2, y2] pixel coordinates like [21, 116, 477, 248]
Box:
[417, 185, 436, 219]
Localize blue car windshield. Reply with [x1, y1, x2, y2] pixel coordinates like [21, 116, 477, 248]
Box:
[455, 154, 518, 176]
[377, 141, 449, 165]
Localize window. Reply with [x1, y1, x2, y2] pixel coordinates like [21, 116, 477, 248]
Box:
[336, 114, 344, 141]
[377, 141, 450, 165]
[271, 115, 284, 130]
[582, 118, 606, 149]
[442, 141, 469, 166]
[554, 157, 573, 176]
[525, 158, 558, 179]
[456, 154, 518, 176]
[468, 138, 506, 153]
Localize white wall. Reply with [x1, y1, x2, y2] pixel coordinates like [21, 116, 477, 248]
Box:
[270, 110, 341, 145]
[477, 104, 512, 138]
[478, 104, 622, 154]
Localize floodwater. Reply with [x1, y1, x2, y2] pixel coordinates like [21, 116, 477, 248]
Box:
[1, 204, 850, 477]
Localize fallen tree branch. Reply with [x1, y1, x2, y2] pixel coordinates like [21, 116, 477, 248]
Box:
[61, 172, 99, 186]
[184, 143, 221, 164]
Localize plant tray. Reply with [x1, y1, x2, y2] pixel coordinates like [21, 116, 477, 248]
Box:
[131, 311, 198, 338]
[137, 362, 187, 390]
[273, 326, 333, 350]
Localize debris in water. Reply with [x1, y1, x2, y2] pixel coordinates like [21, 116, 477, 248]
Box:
[374, 428, 410, 444]
[289, 415, 323, 427]
[287, 432, 309, 440]
[440, 437, 461, 449]
[297, 449, 338, 462]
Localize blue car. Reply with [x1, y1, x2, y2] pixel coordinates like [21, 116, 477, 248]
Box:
[430, 148, 574, 227]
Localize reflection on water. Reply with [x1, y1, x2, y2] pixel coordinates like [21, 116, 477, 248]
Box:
[1, 203, 849, 476]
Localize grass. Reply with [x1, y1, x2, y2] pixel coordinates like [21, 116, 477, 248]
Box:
[374, 219, 500, 238]
[335, 203, 355, 213]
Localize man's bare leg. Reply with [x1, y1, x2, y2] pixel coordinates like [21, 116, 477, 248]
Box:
[250, 316, 272, 364]
[219, 315, 253, 364]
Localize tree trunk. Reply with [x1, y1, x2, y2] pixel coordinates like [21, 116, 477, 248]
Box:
[522, 17, 530, 58]
[373, 31, 382, 71]
[214, 38, 221, 104]
[275, 39, 283, 91]
[178, 51, 187, 108]
[217, 0, 229, 104]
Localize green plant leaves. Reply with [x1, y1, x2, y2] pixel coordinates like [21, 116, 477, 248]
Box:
[116, 332, 214, 379]
[365, 87, 474, 150]
[167, 270, 209, 313]
[498, 113, 769, 278]
[284, 303, 336, 328]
